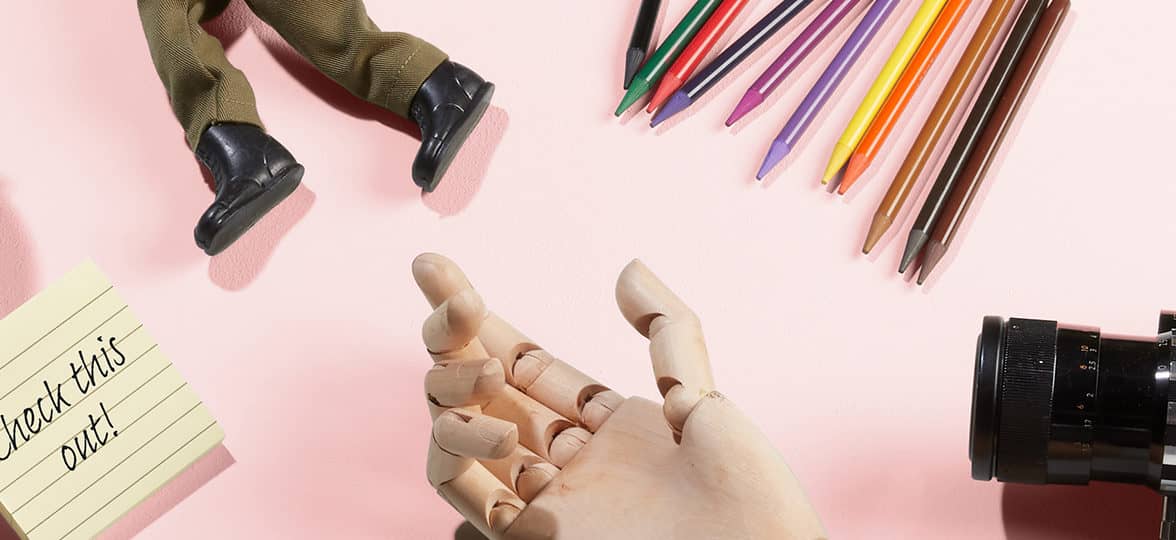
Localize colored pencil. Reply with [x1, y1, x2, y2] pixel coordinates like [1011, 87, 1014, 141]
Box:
[820, 0, 949, 184]
[726, 0, 864, 127]
[838, 0, 973, 195]
[650, 0, 815, 127]
[625, 0, 663, 89]
[863, 0, 1018, 254]
[918, 0, 1069, 284]
[647, 0, 752, 112]
[616, 0, 724, 116]
[757, 0, 901, 179]
[898, 0, 1048, 273]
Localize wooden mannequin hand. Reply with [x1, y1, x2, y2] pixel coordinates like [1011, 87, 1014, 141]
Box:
[413, 253, 827, 540]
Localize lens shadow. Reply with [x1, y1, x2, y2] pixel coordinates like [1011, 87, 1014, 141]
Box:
[1002, 482, 1157, 540]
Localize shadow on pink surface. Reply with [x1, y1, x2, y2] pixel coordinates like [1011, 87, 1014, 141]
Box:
[894, 11, 1078, 290]
[204, 1, 418, 138]
[96, 444, 236, 540]
[245, 340, 446, 537]
[1001, 482, 1156, 539]
[208, 185, 316, 291]
[422, 106, 509, 217]
[0, 179, 38, 318]
[204, 1, 505, 212]
[454, 521, 487, 540]
[0, 446, 235, 540]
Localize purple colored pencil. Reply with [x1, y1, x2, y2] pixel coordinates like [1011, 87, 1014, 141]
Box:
[756, 0, 900, 179]
[650, 0, 816, 128]
[726, 0, 863, 127]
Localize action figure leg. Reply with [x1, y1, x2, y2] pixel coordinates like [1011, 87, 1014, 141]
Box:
[245, 0, 495, 192]
[137, 0, 262, 148]
[138, 0, 304, 255]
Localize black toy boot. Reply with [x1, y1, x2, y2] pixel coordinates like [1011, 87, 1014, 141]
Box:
[193, 123, 304, 256]
[409, 61, 495, 192]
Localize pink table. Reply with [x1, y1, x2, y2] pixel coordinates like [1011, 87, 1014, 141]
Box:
[1, 1, 1171, 538]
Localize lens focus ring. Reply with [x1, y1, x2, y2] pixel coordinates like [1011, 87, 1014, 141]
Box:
[997, 318, 1057, 483]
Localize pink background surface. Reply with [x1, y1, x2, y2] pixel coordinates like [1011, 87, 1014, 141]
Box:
[1, 0, 1174, 538]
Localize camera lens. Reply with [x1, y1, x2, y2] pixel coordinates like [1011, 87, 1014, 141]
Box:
[970, 315, 1175, 490]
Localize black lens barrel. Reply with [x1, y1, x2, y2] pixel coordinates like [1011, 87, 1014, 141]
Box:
[971, 315, 1173, 491]
[996, 318, 1057, 483]
[1045, 326, 1099, 484]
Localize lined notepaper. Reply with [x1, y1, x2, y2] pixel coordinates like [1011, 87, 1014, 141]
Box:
[0, 262, 223, 540]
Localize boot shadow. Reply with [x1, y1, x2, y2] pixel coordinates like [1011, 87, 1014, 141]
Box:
[204, 0, 503, 213]
[207, 183, 317, 291]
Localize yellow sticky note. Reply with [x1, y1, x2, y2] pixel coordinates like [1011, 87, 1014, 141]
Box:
[0, 261, 223, 540]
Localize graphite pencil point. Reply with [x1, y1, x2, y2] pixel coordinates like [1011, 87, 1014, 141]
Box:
[898, 229, 929, 274]
[624, 48, 647, 90]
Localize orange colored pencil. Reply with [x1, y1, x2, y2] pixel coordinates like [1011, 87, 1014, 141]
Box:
[838, 0, 973, 195]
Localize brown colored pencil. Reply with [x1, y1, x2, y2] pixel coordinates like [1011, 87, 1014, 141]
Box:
[861, 0, 1019, 254]
[918, 0, 1070, 284]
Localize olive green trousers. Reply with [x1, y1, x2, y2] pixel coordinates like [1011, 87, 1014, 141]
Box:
[138, 0, 448, 149]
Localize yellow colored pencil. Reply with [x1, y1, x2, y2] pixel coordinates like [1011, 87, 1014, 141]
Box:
[821, 0, 948, 184]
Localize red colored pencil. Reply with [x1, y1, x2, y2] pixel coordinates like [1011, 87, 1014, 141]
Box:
[646, 0, 751, 113]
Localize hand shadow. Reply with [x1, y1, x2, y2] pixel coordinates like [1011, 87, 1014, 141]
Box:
[1002, 482, 1158, 540]
[454, 521, 488, 540]
[0, 178, 39, 318]
[204, 0, 505, 213]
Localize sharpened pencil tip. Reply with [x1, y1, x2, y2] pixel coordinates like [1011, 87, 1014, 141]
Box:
[918, 242, 947, 285]
[839, 156, 869, 195]
[757, 140, 791, 180]
[822, 143, 853, 185]
[624, 48, 646, 90]
[862, 214, 893, 255]
[726, 91, 763, 127]
[646, 74, 683, 114]
[615, 78, 650, 117]
[651, 91, 691, 128]
[898, 230, 929, 274]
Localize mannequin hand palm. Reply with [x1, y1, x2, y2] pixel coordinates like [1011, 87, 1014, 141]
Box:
[413, 254, 826, 540]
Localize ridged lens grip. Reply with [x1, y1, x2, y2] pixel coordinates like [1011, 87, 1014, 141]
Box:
[996, 318, 1057, 483]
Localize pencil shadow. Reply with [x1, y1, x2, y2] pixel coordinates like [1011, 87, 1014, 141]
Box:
[840, 0, 989, 212]
[95, 444, 236, 540]
[652, 0, 828, 134]
[727, 0, 873, 135]
[207, 184, 317, 291]
[798, 0, 920, 174]
[918, 11, 1077, 292]
[0, 179, 39, 319]
[653, 0, 827, 134]
[746, 1, 910, 186]
[856, 0, 998, 268]
[1001, 482, 1156, 540]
